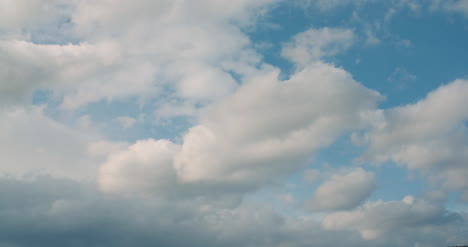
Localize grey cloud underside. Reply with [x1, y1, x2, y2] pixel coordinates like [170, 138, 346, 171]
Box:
[1, 176, 467, 247]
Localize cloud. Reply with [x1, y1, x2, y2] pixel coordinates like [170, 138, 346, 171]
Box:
[297, 0, 372, 11]
[0, 40, 129, 106]
[431, 0, 468, 17]
[446, 0, 468, 16]
[387, 67, 416, 82]
[322, 196, 468, 243]
[0, 0, 71, 38]
[0, 106, 112, 179]
[282, 27, 354, 66]
[1, 1, 468, 246]
[1, 175, 467, 247]
[362, 79, 468, 200]
[99, 139, 180, 195]
[0, 0, 274, 110]
[98, 62, 381, 200]
[174, 63, 380, 185]
[305, 168, 376, 211]
[116, 116, 138, 129]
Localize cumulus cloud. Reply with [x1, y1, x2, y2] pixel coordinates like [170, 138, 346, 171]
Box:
[99, 62, 381, 198]
[0, 0, 273, 110]
[175, 63, 381, 184]
[0, 40, 130, 106]
[99, 139, 179, 195]
[2, 0, 468, 246]
[362, 79, 468, 200]
[305, 168, 376, 211]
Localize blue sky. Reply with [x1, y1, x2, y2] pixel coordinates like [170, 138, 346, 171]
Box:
[1, 1, 468, 246]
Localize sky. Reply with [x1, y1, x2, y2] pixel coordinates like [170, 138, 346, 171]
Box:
[1, 0, 468, 246]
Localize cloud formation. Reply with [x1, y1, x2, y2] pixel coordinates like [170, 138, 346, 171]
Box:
[362, 79, 468, 201]
[1, 0, 468, 247]
[306, 168, 376, 211]
[99, 63, 381, 199]
[282, 27, 354, 66]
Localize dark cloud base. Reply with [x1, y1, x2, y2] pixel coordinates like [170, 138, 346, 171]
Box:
[1, 176, 467, 247]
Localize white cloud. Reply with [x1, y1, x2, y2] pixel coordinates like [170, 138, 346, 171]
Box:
[0, 0, 274, 111]
[0, 106, 111, 179]
[305, 168, 376, 211]
[0, 0, 71, 37]
[282, 27, 354, 66]
[174, 63, 381, 186]
[175, 64, 238, 102]
[99, 139, 180, 195]
[2, 1, 468, 246]
[100, 62, 381, 197]
[362, 79, 468, 200]
[0, 40, 129, 106]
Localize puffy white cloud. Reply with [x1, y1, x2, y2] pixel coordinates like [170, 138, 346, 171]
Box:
[362, 79, 468, 199]
[282, 27, 354, 66]
[99, 139, 179, 194]
[0, 0, 274, 110]
[0, 40, 130, 106]
[99, 62, 381, 197]
[305, 168, 376, 211]
[71, 0, 274, 35]
[2, 1, 468, 246]
[174, 63, 381, 185]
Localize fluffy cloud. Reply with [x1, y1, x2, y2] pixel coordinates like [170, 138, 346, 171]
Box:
[282, 27, 354, 66]
[99, 139, 179, 195]
[0, 106, 112, 179]
[175, 63, 381, 184]
[305, 168, 376, 211]
[0, 40, 137, 106]
[0, 0, 273, 110]
[99, 62, 381, 197]
[2, 1, 468, 246]
[361, 79, 468, 199]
